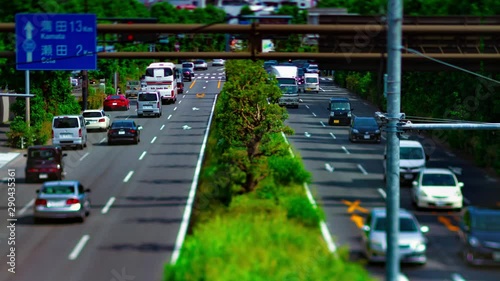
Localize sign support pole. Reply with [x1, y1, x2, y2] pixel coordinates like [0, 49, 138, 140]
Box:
[25, 70, 30, 127]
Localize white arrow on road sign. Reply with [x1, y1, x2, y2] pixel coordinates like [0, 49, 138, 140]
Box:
[24, 21, 34, 62]
[325, 163, 334, 172]
[304, 132, 311, 137]
[182, 125, 192, 130]
[192, 107, 199, 111]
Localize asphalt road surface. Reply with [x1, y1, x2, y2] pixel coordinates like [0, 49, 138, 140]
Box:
[0, 67, 225, 281]
[285, 77, 500, 281]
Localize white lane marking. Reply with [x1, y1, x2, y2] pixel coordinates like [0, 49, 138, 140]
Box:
[79, 152, 89, 161]
[281, 132, 289, 144]
[139, 151, 147, 160]
[330, 132, 336, 139]
[168, 114, 172, 120]
[125, 115, 131, 120]
[101, 197, 116, 214]
[178, 100, 182, 104]
[305, 105, 309, 109]
[68, 235, 90, 260]
[206, 80, 209, 83]
[99, 138, 106, 143]
[445, 151, 455, 157]
[320, 121, 325, 127]
[341, 146, 350, 154]
[173, 107, 177, 111]
[171, 93, 219, 265]
[304, 132, 311, 138]
[19, 199, 34, 216]
[382, 135, 387, 140]
[203, 86, 206, 89]
[123, 171, 134, 183]
[378, 188, 387, 199]
[357, 164, 368, 175]
[160, 124, 165, 130]
[185, 91, 188, 94]
[451, 273, 467, 281]
[325, 163, 334, 172]
[151, 136, 157, 144]
[312, 112, 316, 117]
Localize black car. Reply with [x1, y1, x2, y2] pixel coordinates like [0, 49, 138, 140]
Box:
[297, 68, 305, 86]
[24, 145, 67, 183]
[458, 206, 500, 266]
[349, 117, 381, 143]
[107, 120, 143, 145]
[182, 68, 194, 81]
[327, 97, 353, 125]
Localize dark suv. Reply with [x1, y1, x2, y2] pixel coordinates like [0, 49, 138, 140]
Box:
[327, 97, 353, 125]
[24, 145, 67, 183]
[458, 206, 500, 266]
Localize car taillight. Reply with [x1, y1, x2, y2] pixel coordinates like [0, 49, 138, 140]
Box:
[99, 118, 105, 122]
[171, 90, 174, 97]
[27, 168, 38, 172]
[129, 129, 136, 134]
[66, 198, 80, 205]
[78, 128, 82, 137]
[52, 130, 54, 138]
[157, 102, 160, 108]
[35, 199, 47, 206]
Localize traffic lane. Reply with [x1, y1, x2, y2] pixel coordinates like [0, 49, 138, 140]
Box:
[285, 107, 385, 253]
[68, 92, 217, 281]
[0, 106, 175, 280]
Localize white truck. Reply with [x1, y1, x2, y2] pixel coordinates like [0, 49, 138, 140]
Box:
[270, 65, 300, 108]
[304, 73, 319, 93]
[125, 80, 141, 98]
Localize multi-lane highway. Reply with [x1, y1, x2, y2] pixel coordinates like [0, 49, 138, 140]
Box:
[0, 67, 225, 281]
[285, 77, 500, 281]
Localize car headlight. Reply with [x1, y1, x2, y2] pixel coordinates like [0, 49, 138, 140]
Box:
[412, 242, 426, 252]
[469, 237, 480, 247]
[330, 112, 335, 116]
[347, 112, 352, 117]
[419, 190, 428, 197]
[456, 190, 462, 197]
[375, 130, 381, 134]
[352, 129, 359, 133]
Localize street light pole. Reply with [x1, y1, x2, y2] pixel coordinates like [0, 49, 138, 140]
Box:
[386, 0, 403, 280]
[81, 0, 89, 111]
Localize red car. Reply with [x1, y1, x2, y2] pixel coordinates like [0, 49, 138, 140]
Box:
[103, 94, 130, 111]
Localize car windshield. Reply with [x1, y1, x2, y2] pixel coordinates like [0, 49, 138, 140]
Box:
[305, 77, 317, 83]
[472, 214, 500, 231]
[108, 95, 121, 100]
[400, 147, 424, 160]
[280, 85, 298, 94]
[128, 81, 139, 86]
[139, 93, 158, 101]
[308, 65, 318, 70]
[53, 118, 78, 128]
[298, 69, 305, 76]
[112, 122, 133, 129]
[42, 185, 75, 194]
[145, 68, 173, 77]
[421, 173, 456, 186]
[182, 68, 191, 72]
[83, 112, 102, 118]
[277, 78, 296, 85]
[182, 63, 193, 68]
[194, 60, 205, 64]
[29, 149, 56, 160]
[354, 118, 378, 127]
[374, 217, 418, 232]
[331, 102, 350, 110]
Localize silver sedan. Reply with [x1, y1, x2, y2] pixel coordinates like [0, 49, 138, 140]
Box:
[33, 180, 91, 223]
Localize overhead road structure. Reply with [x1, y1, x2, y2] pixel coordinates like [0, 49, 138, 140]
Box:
[0, 21, 499, 71]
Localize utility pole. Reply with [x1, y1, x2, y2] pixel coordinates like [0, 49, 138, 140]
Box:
[385, 0, 402, 279]
[25, 70, 30, 127]
[81, 0, 89, 111]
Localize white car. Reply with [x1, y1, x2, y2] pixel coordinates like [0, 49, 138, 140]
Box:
[212, 59, 225, 67]
[82, 110, 110, 132]
[193, 59, 208, 70]
[411, 168, 464, 210]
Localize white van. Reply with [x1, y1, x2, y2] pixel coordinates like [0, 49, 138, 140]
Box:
[144, 62, 178, 104]
[383, 140, 429, 183]
[52, 115, 88, 150]
[304, 73, 319, 93]
[137, 91, 162, 118]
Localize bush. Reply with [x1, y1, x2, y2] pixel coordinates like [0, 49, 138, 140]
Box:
[268, 155, 311, 186]
[6, 116, 35, 148]
[286, 196, 323, 227]
[77, 88, 107, 110]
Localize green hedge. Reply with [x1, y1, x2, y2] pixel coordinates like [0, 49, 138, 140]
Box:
[164, 61, 373, 280]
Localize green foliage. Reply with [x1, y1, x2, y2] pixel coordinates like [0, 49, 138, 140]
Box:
[164, 196, 373, 281]
[6, 116, 35, 148]
[286, 196, 324, 227]
[268, 155, 311, 186]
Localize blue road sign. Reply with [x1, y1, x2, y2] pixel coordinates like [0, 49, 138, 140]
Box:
[15, 13, 97, 71]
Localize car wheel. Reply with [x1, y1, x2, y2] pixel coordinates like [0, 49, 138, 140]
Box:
[78, 144, 84, 150]
[108, 140, 113, 145]
[134, 137, 139, 144]
[138, 114, 143, 118]
[33, 217, 42, 224]
[77, 215, 85, 223]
